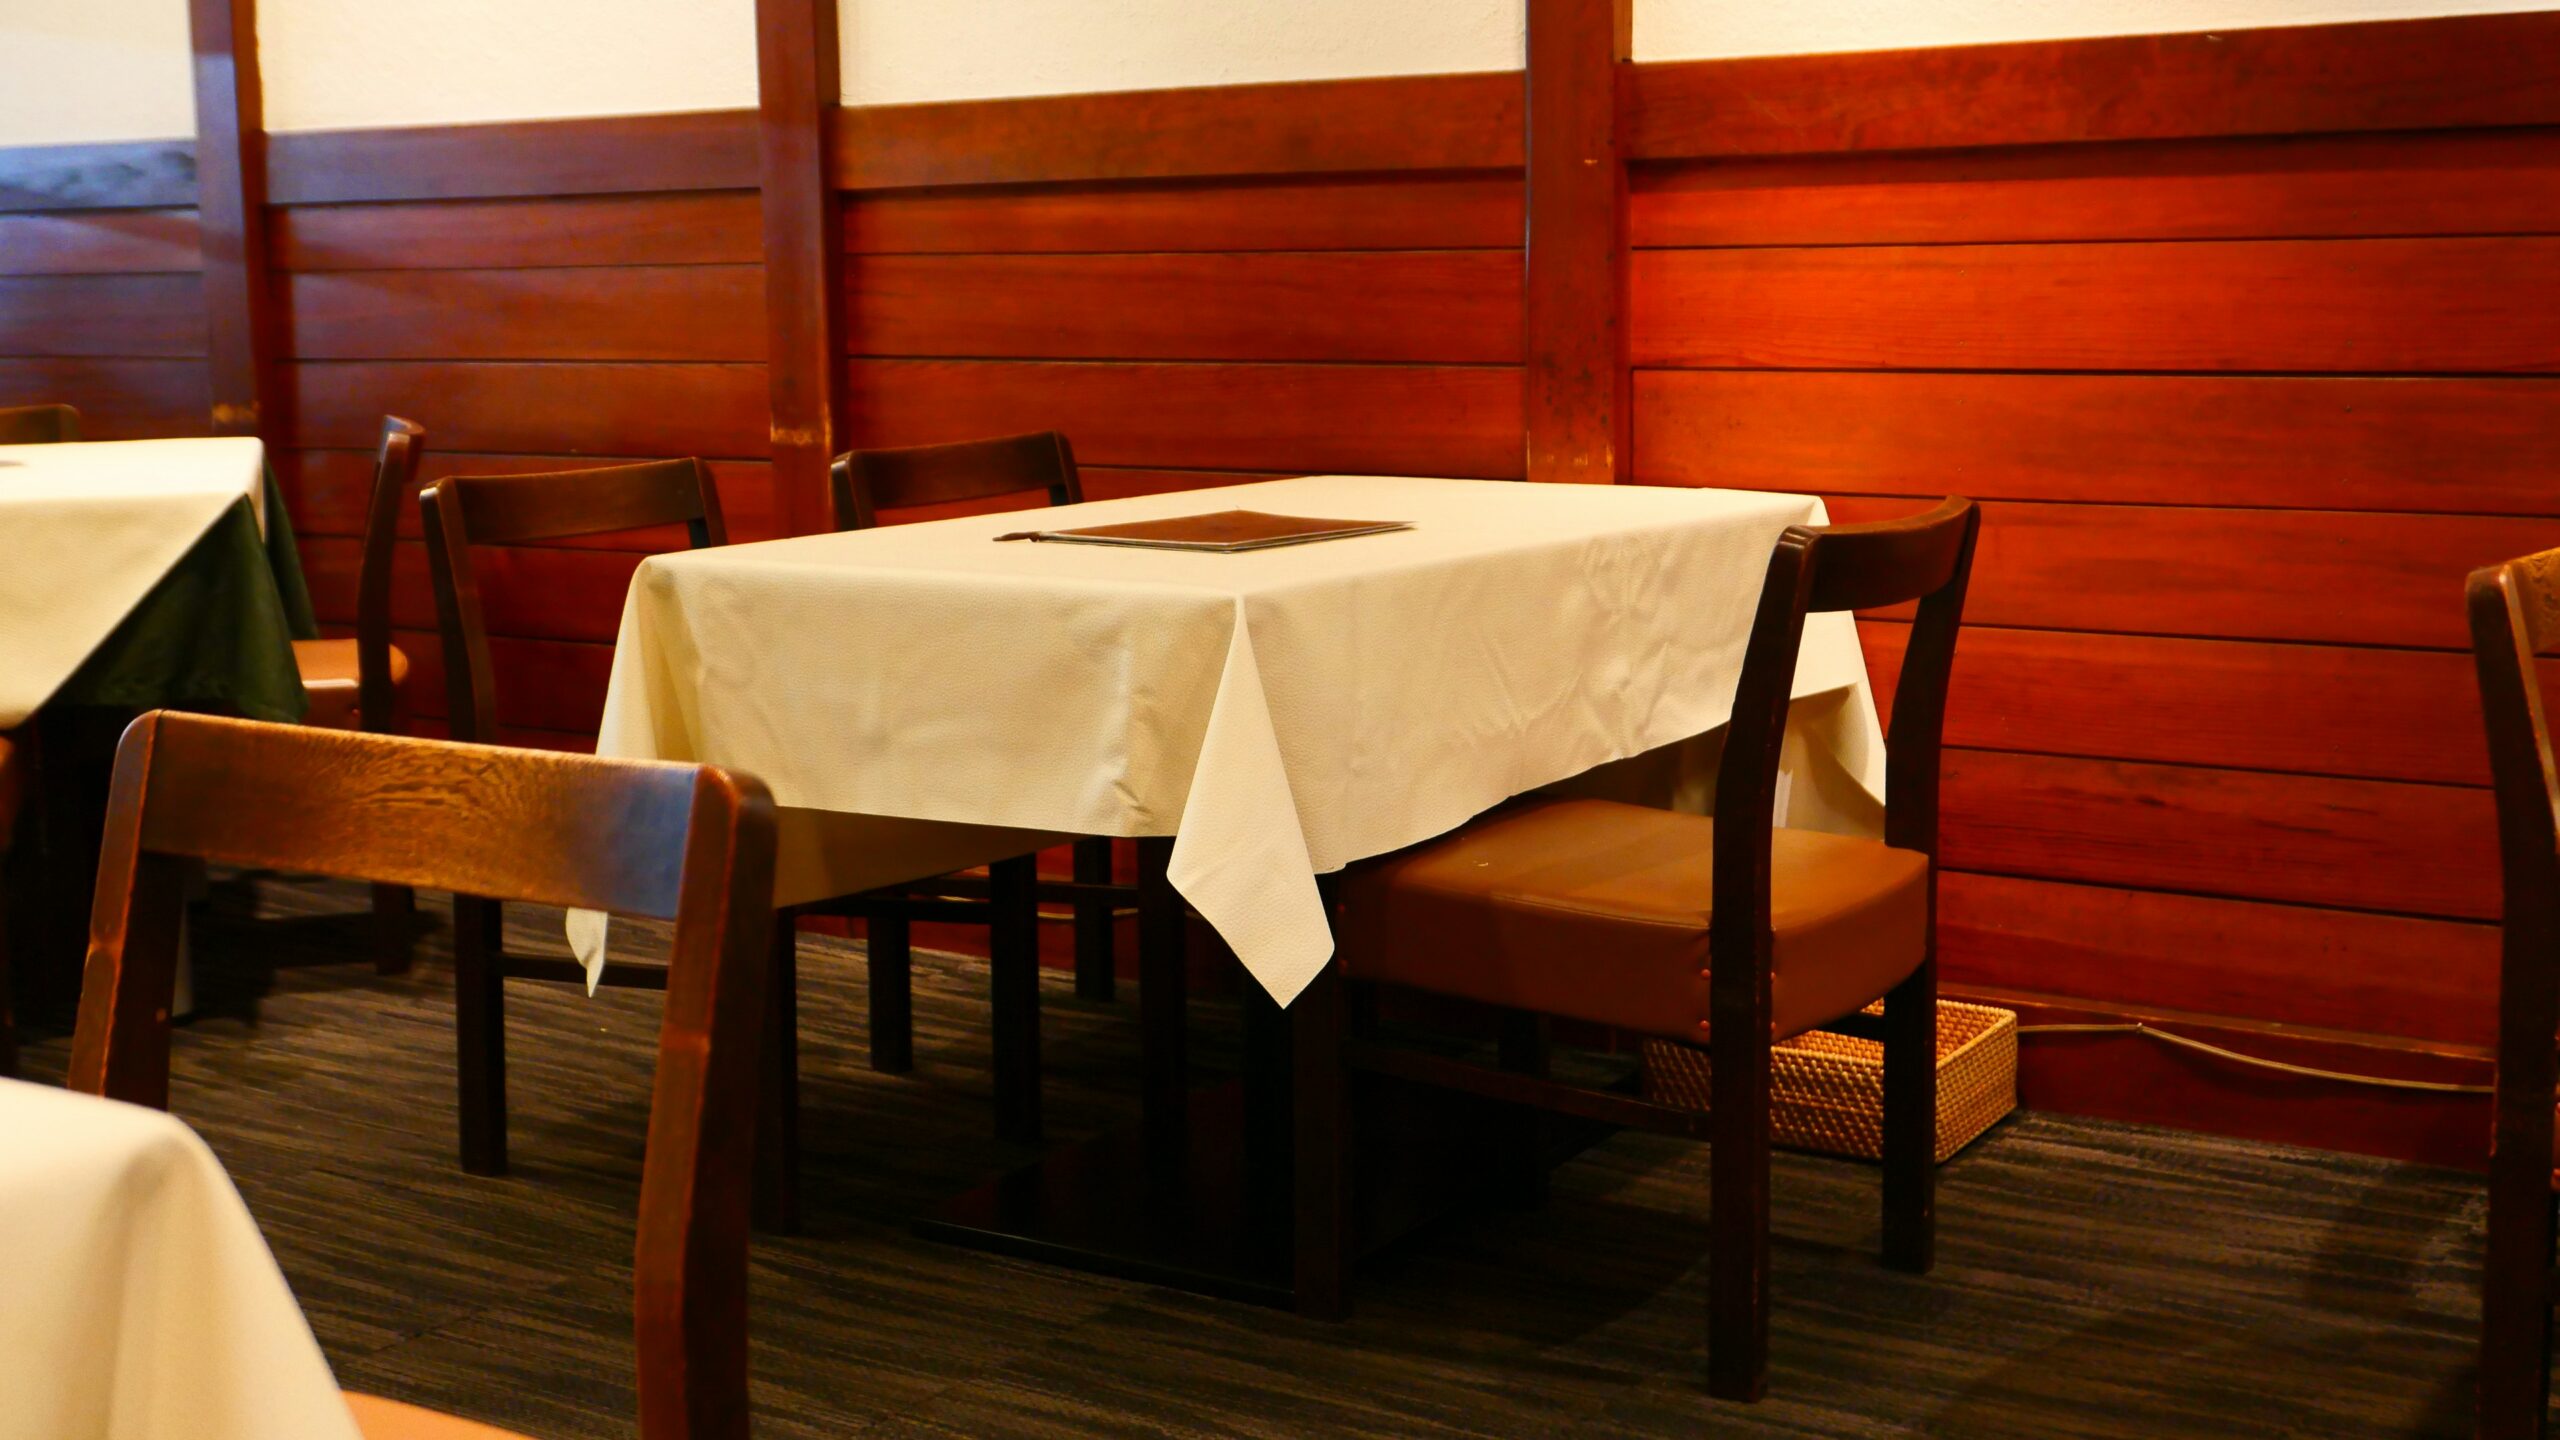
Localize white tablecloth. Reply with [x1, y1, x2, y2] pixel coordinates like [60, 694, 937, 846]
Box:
[576, 476, 1883, 1005]
[0, 437, 269, 728]
[0, 1078, 359, 1440]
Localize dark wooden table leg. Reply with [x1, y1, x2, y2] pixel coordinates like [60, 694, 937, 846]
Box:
[867, 904, 913, 1074]
[990, 854, 1041, 1144]
[1072, 837, 1116, 1002]
[454, 894, 508, 1176]
[1136, 836, 1187, 1153]
[1291, 958, 1349, 1321]
[1499, 1009, 1551, 1210]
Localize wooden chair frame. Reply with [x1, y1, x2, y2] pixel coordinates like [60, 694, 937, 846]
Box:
[2471, 549, 2560, 1440]
[0, 402, 81, 444]
[1326, 497, 1981, 1402]
[349, 416, 426, 970]
[67, 712, 775, 1440]
[821, 432, 1135, 1146]
[420, 460, 757, 1184]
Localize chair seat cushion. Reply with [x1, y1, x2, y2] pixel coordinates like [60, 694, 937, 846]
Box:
[345, 1392, 535, 1440]
[1339, 797, 1931, 1043]
[292, 639, 410, 729]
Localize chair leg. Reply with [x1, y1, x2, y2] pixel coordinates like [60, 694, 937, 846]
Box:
[454, 896, 508, 1176]
[1881, 956, 1938, 1275]
[1708, 1003, 1772, 1402]
[753, 912, 801, 1235]
[866, 904, 913, 1074]
[370, 882, 416, 976]
[989, 854, 1041, 1144]
[1137, 836, 1188, 1150]
[1071, 837, 1116, 1002]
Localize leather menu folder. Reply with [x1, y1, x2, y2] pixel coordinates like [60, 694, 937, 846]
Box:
[992, 509, 1412, 552]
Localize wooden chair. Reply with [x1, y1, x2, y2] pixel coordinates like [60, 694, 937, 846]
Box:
[0, 402, 80, 444]
[819, 434, 1134, 1143]
[418, 461, 756, 1181]
[2470, 547, 2560, 1440]
[1330, 497, 1981, 1403]
[66, 712, 773, 1440]
[290, 416, 425, 971]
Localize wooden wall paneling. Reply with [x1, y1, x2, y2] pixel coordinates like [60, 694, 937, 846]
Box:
[1522, 0, 1629, 483]
[188, 0, 273, 437]
[1939, 749, 2497, 922]
[280, 452, 782, 549]
[1631, 129, 2560, 248]
[757, 0, 845, 537]
[1968, 988, 2489, 1170]
[0, 358, 210, 438]
[0, 210, 203, 275]
[1827, 497, 2560, 651]
[265, 112, 759, 206]
[0, 275, 206, 357]
[1938, 872, 2498, 1049]
[302, 536, 640, 643]
[833, 72, 1524, 191]
[385, 629, 618, 733]
[843, 252, 1521, 363]
[1624, 10, 2560, 160]
[1630, 237, 2560, 373]
[0, 140, 198, 213]
[280, 361, 769, 458]
[270, 193, 762, 272]
[844, 358, 1524, 479]
[844, 172, 1525, 254]
[275, 266, 766, 362]
[1860, 622, 2506, 788]
[1634, 371, 2560, 516]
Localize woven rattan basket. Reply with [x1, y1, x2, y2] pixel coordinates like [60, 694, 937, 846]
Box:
[1641, 1001, 2018, 1164]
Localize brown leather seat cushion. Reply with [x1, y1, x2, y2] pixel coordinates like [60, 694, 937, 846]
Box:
[1339, 797, 1931, 1044]
[345, 1392, 535, 1440]
[293, 638, 410, 730]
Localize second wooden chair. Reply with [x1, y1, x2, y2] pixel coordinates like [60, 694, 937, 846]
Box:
[66, 711, 775, 1440]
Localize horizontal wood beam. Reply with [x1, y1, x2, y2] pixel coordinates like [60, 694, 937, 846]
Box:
[0, 140, 198, 213]
[1628, 10, 2560, 159]
[267, 110, 759, 205]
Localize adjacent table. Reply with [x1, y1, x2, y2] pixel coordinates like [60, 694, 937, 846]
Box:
[574, 474, 1885, 1307]
[0, 437, 315, 729]
[0, 1078, 360, 1440]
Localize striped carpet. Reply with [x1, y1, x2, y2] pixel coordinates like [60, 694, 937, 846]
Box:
[12, 875, 2493, 1438]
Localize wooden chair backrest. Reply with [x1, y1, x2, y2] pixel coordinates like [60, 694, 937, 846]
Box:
[67, 713, 775, 1440]
[1714, 495, 1981, 901]
[421, 459, 725, 742]
[830, 431, 1081, 531]
[358, 417, 426, 732]
[0, 403, 81, 444]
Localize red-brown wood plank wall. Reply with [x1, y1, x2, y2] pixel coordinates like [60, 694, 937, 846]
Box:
[1626, 13, 2560, 1164]
[0, 143, 210, 436]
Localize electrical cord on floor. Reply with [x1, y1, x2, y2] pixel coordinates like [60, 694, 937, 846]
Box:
[2015, 1021, 2494, 1094]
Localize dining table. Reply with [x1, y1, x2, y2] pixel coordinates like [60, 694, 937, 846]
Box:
[0, 436, 315, 729]
[571, 473, 1887, 1312]
[0, 1077, 361, 1440]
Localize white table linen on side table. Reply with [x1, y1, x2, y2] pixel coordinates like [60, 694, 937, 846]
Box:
[0, 437, 269, 728]
[0, 1078, 361, 1440]
[574, 476, 1884, 1007]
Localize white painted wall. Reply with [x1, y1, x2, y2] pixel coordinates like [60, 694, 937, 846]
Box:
[2, 0, 2554, 143]
[0, 0, 194, 146]
[1637, 0, 2560, 61]
[838, 0, 1524, 106]
[255, 0, 759, 133]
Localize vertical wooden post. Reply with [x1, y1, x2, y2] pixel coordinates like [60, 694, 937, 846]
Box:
[188, 0, 272, 439]
[755, 0, 847, 536]
[1522, 0, 1632, 485]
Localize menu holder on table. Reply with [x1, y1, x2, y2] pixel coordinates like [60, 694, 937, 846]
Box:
[993, 510, 1411, 553]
